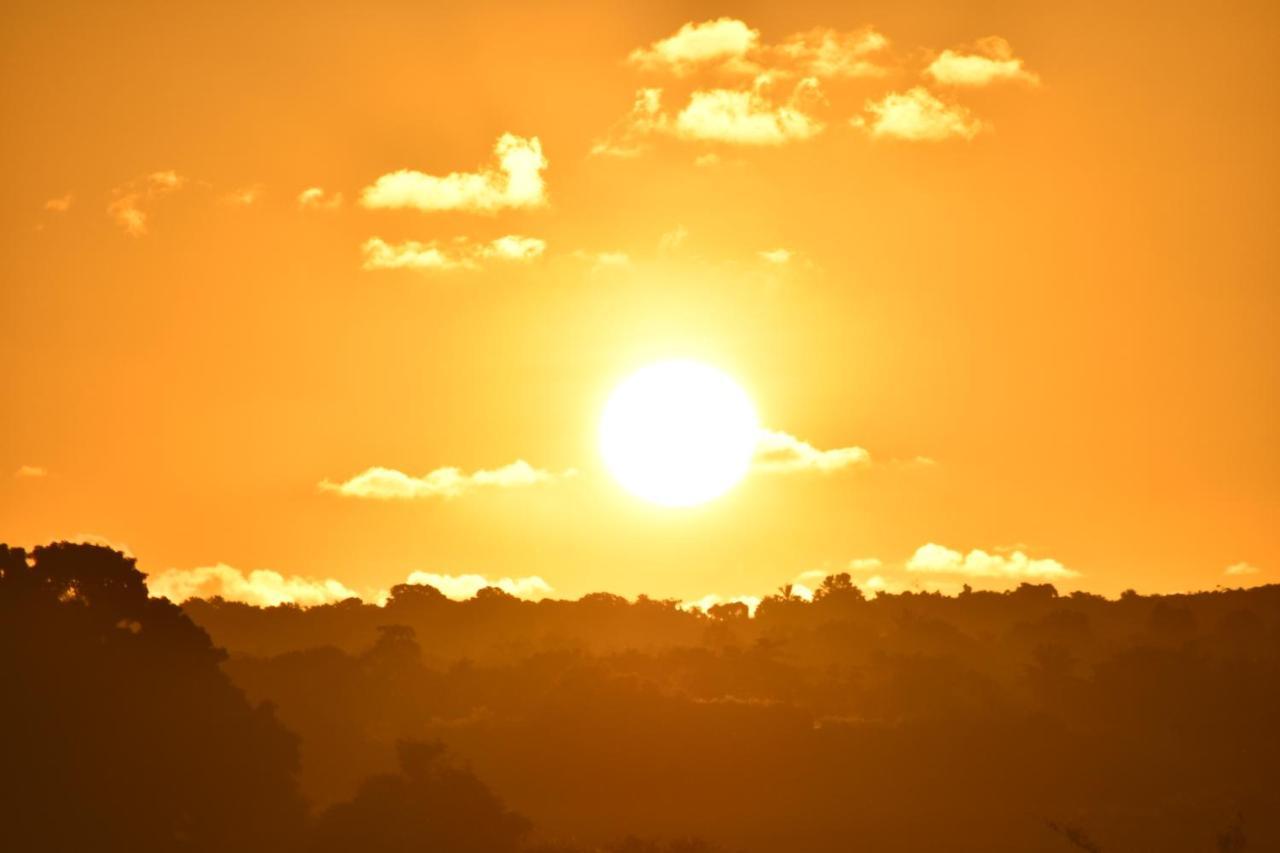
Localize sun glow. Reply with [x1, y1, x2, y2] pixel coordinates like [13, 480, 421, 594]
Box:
[600, 360, 760, 507]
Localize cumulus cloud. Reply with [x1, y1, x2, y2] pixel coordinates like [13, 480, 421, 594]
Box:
[147, 564, 361, 607]
[754, 430, 871, 473]
[298, 187, 343, 210]
[107, 170, 187, 236]
[1224, 562, 1261, 577]
[758, 248, 793, 265]
[628, 18, 760, 75]
[906, 543, 1078, 580]
[858, 87, 985, 141]
[14, 465, 47, 478]
[44, 194, 73, 213]
[926, 36, 1040, 87]
[320, 460, 570, 500]
[682, 593, 763, 616]
[675, 75, 824, 145]
[403, 571, 552, 601]
[361, 134, 547, 213]
[146, 564, 554, 607]
[773, 26, 889, 78]
[361, 235, 546, 272]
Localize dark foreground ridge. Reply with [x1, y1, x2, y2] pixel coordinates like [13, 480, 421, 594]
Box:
[3, 542, 1277, 852]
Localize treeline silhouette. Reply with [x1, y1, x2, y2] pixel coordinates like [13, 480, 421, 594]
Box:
[4, 543, 1277, 851]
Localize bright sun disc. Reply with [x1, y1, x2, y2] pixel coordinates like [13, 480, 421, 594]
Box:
[600, 360, 760, 507]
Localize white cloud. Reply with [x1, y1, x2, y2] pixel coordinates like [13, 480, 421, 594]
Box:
[1224, 562, 1261, 577]
[683, 593, 763, 616]
[926, 36, 1040, 87]
[44, 193, 73, 213]
[403, 571, 552, 601]
[754, 429, 871, 473]
[628, 18, 760, 75]
[147, 564, 362, 607]
[298, 187, 343, 210]
[361, 235, 546, 272]
[361, 134, 547, 213]
[320, 460, 570, 500]
[906, 543, 1078, 580]
[107, 170, 186, 236]
[146, 564, 553, 607]
[675, 75, 824, 145]
[849, 558, 883, 571]
[858, 87, 985, 141]
[773, 26, 889, 78]
[14, 465, 47, 478]
[758, 248, 792, 264]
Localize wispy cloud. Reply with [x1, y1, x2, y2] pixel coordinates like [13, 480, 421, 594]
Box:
[14, 465, 47, 478]
[1224, 562, 1261, 577]
[857, 87, 985, 141]
[221, 184, 263, 206]
[298, 186, 343, 210]
[771, 26, 889, 78]
[361, 134, 547, 213]
[754, 430, 871, 473]
[320, 460, 572, 500]
[107, 170, 186, 236]
[758, 248, 793, 265]
[906, 543, 1078, 579]
[361, 235, 546, 272]
[926, 36, 1040, 87]
[44, 193, 74, 213]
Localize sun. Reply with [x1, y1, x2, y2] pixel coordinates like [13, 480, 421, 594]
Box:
[600, 360, 760, 507]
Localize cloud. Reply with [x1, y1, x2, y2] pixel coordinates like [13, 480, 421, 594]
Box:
[658, 225, 689, 253]
[926, 36, 1040, 87]
[849, 558, 883, 571]
[682, 593, 763, 616]
[107, 170, 186, 236]
[628, 18, 760, 75]
[590, 88, 670, 157]
[221, 185, 263, 206]
[14, 465, 47, 478]
[298, 187, 343, 210]
[67, 533, 133, 558]
[773, 27, 889, 78]
[857, 87, 985, 141]
[754, 430, 871, 473]
[320, 460, 570, 500]
[906, 543, 1079, 580]
[146, 564, 553, 607]
[361, 235, 546, 272]
[675, 75, 824, 145]
[44, 194, 73, 213]
[147, 564, 362, 607]
[403, 571, 552, 601]
[758, 248, 792, 265]
[360, 134, 547, 213]
[1224, 562, 1261, 577]
[571, 249, 632, 273]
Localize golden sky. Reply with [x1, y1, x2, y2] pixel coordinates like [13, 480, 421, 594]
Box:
[3, 0, 1277, 606]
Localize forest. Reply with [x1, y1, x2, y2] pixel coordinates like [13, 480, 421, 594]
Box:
[3, 541, 1276, 852]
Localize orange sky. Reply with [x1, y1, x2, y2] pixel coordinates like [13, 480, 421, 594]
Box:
[3, 0, 1277, 606]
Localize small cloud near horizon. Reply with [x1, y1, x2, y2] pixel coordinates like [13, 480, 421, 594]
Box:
[320, 460, 573, 500]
